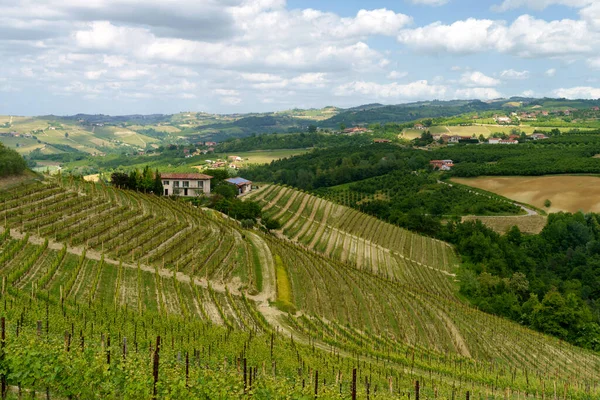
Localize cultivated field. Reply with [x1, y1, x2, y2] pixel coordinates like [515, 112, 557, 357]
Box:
[1, 178, 600, 397]
[462, 215, 548, 234]
[401, 125, 590, 140]
[453, 175, 600, 213]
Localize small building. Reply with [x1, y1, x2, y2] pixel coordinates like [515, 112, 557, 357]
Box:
[414, 124, 426, 130]
[161, 173, 212, 197]
[204, 141, 217, 147]
[228, 155, 243, 162]
[343, 127, 369, 134]
[430, 160, 454, 170]
[373, 139, 391, 143]
[531, 133, 549, 140]
[225, 177, 253, 196]
[488, 138, 501, 145]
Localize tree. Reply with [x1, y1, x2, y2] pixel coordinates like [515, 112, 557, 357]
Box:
[339, 123, 347, 132]
[308, 125, 317, 133]
[153, 169, 163, 195]
[110, 172, 129, 189]
[264, 218, 281, 231]
[544, 199, 552, 208]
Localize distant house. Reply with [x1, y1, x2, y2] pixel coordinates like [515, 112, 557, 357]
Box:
[161, 173, 212, 197]
[343, 127, 369, 134]
[228, 155, 243, 162]
[448, 135, 471, 143]
[488, 138, 518, 145]
[414, 124, 426, 130]
[225, 177, 253, 196]
[593, 107, 600, 111]
[430, 160, 454, 170]
[496, 116, 512, 124]
[373, 139, 391, 143]
[204, 141, 217, 147]
[542, 111, 549, 116]
[531, 133, 549, 140]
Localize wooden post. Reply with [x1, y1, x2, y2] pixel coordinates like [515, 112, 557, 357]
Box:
[416, 380, 420, 400]
[1, 317, 5, 400]
[466, 390, 470, 400]
[185, 352, 189, 388]
[243, 358, 247, 393]
[153, 336, 161, 400]
[314, 370, 318, 399]
[352, 368, 357, 400]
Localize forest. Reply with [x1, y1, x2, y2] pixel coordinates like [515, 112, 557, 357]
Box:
[444, 214, 600, 350]
[215, 132, 372, 152]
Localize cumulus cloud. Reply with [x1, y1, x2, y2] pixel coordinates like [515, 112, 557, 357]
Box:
[546, 68, 557, 77]
[460, 71, 501, 87]
[500, 69, 530, 79]
[553, 86, 600, 98]
[397, 15, 597, 58]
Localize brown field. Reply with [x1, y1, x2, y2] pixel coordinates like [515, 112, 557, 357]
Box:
[452, 175, 600, 213]
[462, 215, 548, 234]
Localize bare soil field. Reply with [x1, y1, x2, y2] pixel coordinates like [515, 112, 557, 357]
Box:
[452, 175, 600, 213]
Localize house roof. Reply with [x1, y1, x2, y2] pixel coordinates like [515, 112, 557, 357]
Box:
[225, 177, 252, 186]
[161, 173, 213, 180]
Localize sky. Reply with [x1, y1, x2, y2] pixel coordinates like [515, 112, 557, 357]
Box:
[1, 0, 600, 115]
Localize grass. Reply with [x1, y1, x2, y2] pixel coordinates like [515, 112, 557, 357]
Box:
[274, 254, 295, 313]
[401, 125, 594, 140]
[204, 149, 311, 167]
[453, 175, 600, 213]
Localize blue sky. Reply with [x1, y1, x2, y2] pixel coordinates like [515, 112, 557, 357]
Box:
[0, 0, 599, 115]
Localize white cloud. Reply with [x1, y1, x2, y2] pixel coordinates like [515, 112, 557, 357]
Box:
[455, 87, 502, 99]
[492, 0, 593, 12]
[387, 70, 408, 80]
[553, 86, 600, 98]
[240, 73, 281, 82]
[335, 80, 448, 99]
[500, 69, 530, 79]
[460, 71, 501, 87]
[409, 0, 449, 5]
[588, 58, 600, 69]
[291, 73, 328, 85]
[546, 68, 557, 77]
[220, 96, 242, 105]
[85, 70, 107, 80]
[397, 15, 597, 58]
[521, 90, 536, 97]
[214, 89, 240, 96]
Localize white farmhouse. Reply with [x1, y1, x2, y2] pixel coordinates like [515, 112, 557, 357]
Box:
[161, 173, 212, 197]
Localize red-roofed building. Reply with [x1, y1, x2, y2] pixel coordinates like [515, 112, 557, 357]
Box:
[161, 173, 213, 197]
[430, 160, 454, 170]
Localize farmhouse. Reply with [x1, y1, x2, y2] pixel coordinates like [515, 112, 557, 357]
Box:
[161, 173, 212, 197]
[414, 124, 426, 130]
[531, 133, 549, 140]
[373, 139, 391, 143]
[228, 155, 243, 162]
[430, 160, 454, 170]
[343, 127, 369, 134]
[225, 177, 253, 196]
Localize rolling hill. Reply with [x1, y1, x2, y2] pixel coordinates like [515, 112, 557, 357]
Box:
[0, 175, 597, 397]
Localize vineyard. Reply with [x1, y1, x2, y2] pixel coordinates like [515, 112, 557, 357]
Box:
[245, 184, 457, 277]
[0, 177, 599, 398]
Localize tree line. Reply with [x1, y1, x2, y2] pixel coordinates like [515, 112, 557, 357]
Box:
[110, 166, 163, 194]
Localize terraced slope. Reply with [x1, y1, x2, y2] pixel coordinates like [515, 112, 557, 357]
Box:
[246, 184, 457, 277]
[1, 178, 600, 398]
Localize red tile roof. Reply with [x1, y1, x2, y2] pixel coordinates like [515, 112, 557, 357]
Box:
[160, 173, 213, 180]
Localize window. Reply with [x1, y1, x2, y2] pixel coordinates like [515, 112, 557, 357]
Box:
[162, 181, 169, 186]
[183, 181, 190, 188]
[174, 181, 180, 188]
[197, 181, 204, 189]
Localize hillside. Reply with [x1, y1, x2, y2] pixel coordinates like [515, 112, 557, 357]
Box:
[0, 177, 599, 397]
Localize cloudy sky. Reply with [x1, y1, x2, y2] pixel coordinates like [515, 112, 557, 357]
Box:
[1, 0, 600, 115]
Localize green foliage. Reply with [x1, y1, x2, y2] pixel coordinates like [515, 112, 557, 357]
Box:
[446, 213, 600, 350]
[544, 199, 552, 208]
[0, 143, 28, 177]
[212, 198, 262, 221]
[215, 132, 371, 153]
[263, 218, 281, 231]
[110, 165, 163, 194]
